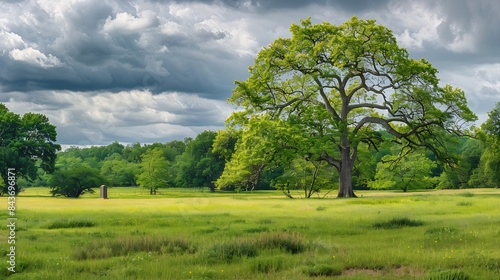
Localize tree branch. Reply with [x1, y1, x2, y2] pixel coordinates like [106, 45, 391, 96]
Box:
[312, 76, 341, 120]
[353, 116, 405, 136]
[348, 102, 391, 112]
[318, 151, 340, 171]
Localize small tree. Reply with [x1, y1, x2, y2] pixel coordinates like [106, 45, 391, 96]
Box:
[273, 157, 335, 198]
[49, 166, 105, 198]
[136, 147, 169, 195]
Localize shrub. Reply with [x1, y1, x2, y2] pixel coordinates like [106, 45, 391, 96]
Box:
[373, 217, 424, 229]
[49, 166, 106, 198]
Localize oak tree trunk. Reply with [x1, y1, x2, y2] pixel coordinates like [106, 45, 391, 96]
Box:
[337, 154, 356, 197]
[337, 133, 357, 198]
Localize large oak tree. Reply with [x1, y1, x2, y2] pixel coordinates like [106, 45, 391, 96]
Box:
[223, 17, 476, 197]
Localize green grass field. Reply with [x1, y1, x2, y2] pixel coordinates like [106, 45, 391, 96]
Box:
[1, 187, 500, 279]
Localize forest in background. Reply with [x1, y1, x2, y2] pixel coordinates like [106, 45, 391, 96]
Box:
[15, 105, 499, 196]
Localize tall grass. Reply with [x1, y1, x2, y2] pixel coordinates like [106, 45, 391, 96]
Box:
[47, 219, 95, 229]
[74, 236, 196, 260]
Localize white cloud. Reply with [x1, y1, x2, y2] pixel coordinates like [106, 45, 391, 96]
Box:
[9, 47, 62, 68]
[3, 90, 234, 145]
[387, 2, 442, 49]
[0, 30, 26, 52]
[164, 2, 259, 57]
[102, 10, 159, 34]
[159, 21, 182, 35]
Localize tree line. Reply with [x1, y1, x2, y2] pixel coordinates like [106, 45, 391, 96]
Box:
[1, 102, 499, 198]
[7, 100, 499, 198]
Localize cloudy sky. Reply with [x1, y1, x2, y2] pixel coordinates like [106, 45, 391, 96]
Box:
[1, 0, 499, 147]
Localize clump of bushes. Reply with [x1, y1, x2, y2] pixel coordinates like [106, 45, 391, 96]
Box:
[373, 217, 424, 229]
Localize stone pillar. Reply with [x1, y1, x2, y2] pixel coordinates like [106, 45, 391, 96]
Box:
[100, 185, 108, 199]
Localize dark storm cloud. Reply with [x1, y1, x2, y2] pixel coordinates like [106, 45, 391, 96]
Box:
[170, 0, 390, 12]
[0, 0, 249, 99]
[0, 0, 392, 97]
[433, 0, 500, 53]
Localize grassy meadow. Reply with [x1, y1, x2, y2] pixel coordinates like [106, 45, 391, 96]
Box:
[1, 187, 500, 279]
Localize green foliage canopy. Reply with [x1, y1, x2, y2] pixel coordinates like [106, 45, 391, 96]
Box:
[0, 103, 61, 194]
[472, 103, 500, 187]
[136, 147, 169, 195]
[49, 166, 105, 198]
[175, 131, 225, 192]
[371, 151, 437, 192]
